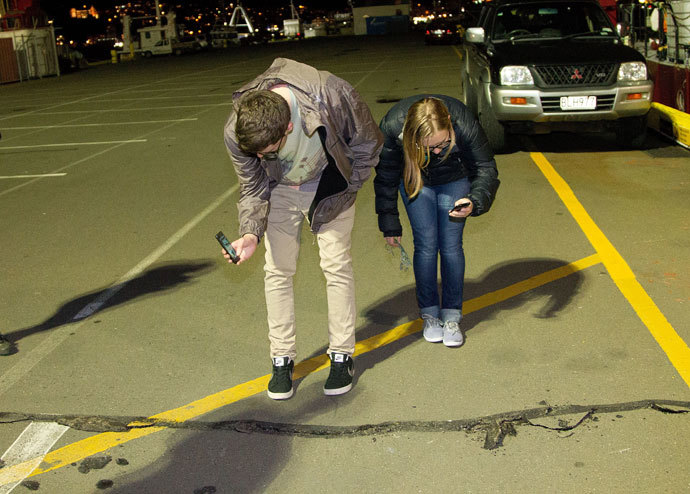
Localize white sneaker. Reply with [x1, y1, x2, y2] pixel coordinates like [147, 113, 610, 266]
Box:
[422, 314, 444, 343]
[443, 321, 464, 347]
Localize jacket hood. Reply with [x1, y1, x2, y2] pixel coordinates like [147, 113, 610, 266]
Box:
[233, 58, 323, 97]
[232, 58, 327, 133]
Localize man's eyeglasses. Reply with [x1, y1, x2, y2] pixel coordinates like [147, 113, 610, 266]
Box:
[256, 134, 287, 159]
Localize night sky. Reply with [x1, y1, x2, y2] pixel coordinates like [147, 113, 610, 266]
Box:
[41, 0, 354, 17]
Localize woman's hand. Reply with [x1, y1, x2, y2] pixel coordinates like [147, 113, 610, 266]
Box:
[384, 236, 402, 247]
[449, 199, 473, 218]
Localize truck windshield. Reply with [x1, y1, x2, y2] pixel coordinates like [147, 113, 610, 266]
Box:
[491, 2, 614, 41]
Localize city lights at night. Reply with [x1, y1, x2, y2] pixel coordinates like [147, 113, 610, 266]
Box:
[0, 0, 473, 69]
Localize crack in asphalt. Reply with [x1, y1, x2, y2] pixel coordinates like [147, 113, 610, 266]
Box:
[0, 399, 688, 450]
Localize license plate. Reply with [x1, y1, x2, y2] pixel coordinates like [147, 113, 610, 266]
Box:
[560, 96, 596, 110]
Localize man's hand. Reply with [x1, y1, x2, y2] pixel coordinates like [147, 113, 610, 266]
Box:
[223, 233, 259, 265]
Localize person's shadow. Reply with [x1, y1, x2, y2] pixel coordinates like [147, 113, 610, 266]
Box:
[3, 261, 214, 354]
[332, 256, 585, 388]
[104, 257, 583, 493]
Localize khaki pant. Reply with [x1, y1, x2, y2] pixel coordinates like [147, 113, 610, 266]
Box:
[264, 184, 356, 360]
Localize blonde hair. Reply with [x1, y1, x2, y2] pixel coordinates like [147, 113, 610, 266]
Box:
[402, 98, 455, 198]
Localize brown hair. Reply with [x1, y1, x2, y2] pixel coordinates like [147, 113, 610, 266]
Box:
[235, 90, 291, 154]
[402, 97, 454, 198]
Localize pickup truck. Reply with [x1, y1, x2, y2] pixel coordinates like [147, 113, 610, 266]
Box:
[461, 0, 653, 152]
[137, 38, 201, 57]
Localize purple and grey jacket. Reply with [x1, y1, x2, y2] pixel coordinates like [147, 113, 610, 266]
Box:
[223, 58, 384, 238]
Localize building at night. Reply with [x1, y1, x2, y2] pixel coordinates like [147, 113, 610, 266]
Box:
[352, 0, 410, 35]
[0, 0, 59, 82]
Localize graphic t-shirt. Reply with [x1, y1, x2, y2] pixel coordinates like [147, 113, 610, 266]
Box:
[270, 86, 327, 190]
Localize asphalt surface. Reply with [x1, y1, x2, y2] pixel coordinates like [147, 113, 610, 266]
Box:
[1, 33, 689, 493]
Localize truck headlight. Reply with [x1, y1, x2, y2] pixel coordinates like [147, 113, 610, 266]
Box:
[500, 66, 534, 85]
[618, 62, 647, 81]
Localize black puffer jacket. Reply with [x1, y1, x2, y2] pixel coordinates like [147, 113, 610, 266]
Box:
[374, 94, 500, 237]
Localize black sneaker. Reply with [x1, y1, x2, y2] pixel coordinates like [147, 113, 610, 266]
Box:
[0, 334, 12, 356]
[267, 356, 294, 400]
[324, 352, 354, 396]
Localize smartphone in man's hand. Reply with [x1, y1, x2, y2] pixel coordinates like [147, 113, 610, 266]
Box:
[216, 231, 239, 263]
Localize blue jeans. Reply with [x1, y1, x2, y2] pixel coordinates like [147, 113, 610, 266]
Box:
[400, 178, 470, 323]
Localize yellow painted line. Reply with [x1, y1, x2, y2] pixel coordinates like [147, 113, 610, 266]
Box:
[0, 254, 599, 486]
[531, 151, 690, 387]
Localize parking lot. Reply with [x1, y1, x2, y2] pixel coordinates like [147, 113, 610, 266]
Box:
[1, 33, 689, 492]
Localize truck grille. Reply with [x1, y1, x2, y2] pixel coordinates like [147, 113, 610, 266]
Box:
[541, 94, 616, 112]
[534, 64, 616, 86]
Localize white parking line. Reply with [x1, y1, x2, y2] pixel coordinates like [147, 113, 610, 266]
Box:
[38, 103, 232, 114]
[0, 62, 240, 122]
[0, 422, 69, 494]
[0, 101, 227, 199]
[90, 95, 232, 101]
[0, 144, 124, 198]
[0, 140, 147, 150]
[0, 174, 66, 179]
[1, 119, 198, 129]
[0, 55, 390, 490]
[0, 180, 238, 397]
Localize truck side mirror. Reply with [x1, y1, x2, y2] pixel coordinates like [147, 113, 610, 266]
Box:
[465, 27, 485, 43]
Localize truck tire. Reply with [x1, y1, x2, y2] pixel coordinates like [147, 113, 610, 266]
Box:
[144, 51, 152, 58]
[479, 94, 508, 154]
[615, 115, 647, 149]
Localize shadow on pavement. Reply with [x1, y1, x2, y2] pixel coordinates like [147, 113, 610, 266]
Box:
[5, 261, 214, 352]
[351, 257, 584, 384]
[513, 130, 678, 155]
[360, 256, 582, 334]
[107, 381, 361, 493]
[103, 258, 582, 492]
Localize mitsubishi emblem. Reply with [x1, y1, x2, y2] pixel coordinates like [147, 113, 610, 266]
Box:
[571, 68, 583, 80]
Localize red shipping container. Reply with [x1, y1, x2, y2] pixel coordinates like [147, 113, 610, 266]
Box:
[0, 38, 20, 84]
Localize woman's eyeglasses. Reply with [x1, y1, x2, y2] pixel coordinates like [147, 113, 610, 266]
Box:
[416, 137, 452, 153]
[429, 138, 452, 152]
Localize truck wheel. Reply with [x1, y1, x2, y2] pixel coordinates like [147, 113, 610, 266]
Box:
[461, 66, 477, 115]
[615, 115, 647, 149]
[174, 48, 182, 56]
[479, 95, 508, 153]
[144, 51, 152, 58]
